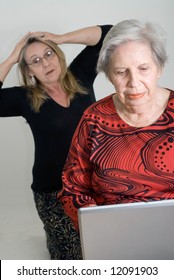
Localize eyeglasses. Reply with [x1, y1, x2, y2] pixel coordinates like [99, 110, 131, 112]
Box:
[27, 49, 56, 67]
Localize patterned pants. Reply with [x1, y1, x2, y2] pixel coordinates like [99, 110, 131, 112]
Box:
[33, 191, 82, 260]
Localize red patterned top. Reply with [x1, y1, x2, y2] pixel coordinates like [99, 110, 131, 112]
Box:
[58, 90, 174, 229]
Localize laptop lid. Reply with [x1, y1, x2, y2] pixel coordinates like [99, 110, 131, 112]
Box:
[78, 199, 174, 260]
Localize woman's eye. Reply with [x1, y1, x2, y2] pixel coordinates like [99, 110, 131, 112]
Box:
[45, 50, 52, 58]
[32, 58, 40, 65]
[117, 71, 126, 76]
[139, 65, 149, 71]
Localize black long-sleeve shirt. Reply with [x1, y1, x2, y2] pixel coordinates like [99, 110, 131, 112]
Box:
[0, 25, 112, 192]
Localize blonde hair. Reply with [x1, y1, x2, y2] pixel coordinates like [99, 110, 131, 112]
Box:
[18, 37, 86, 112]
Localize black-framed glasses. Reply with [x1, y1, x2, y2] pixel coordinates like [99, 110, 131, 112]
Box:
[27, 49, 56, 67]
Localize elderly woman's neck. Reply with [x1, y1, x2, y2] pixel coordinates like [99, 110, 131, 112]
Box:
[113, 89, 170, 127]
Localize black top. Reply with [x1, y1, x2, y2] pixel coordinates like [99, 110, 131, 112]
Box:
[0, 25, 112, 192]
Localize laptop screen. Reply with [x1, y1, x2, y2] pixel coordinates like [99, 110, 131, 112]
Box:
[78, 200, 174, 260]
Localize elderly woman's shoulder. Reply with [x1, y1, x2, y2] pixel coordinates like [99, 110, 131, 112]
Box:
[83, 93, 115, 115]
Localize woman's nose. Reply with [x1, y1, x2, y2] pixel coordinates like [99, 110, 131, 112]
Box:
[41, 57, 50, 67]
[128, 72, 139, 87]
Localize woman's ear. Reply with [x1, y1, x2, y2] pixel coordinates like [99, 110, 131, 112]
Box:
[29, 72, 34, 78]
[107, 67, 114, 85]
[157, 67, 163, 79]
[108, 73, 114, 85]
[28, 74, 36, 86]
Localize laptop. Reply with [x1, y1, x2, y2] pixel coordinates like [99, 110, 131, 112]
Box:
[78, 199, 174, 260]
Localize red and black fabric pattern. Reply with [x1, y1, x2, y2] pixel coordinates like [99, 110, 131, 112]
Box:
[59, 90, 174, 229]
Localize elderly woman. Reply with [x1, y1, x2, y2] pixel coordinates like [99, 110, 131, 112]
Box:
[59, 19, 174, 230]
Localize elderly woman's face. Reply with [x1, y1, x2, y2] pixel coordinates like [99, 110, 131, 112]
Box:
[109, 41, 162, 110]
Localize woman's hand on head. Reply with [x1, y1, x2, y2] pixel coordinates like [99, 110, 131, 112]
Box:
[30, 31, 64, 45]
[9, 32, 32, 64]
[0, 32, 32, 82]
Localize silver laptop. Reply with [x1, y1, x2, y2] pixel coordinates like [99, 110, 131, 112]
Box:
[78, 199, 174, 260]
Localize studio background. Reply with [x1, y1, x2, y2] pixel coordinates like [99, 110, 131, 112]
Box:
[0, 0, 173, 259]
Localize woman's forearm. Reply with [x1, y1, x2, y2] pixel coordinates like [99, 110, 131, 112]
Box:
[33, 26, 102, 46]
[0, 32, 31, 83]
[58, 26, 102, 46]
[0, 57, 16, 83]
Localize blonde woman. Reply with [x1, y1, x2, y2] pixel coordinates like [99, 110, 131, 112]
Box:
[0, 24, 112, 259]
